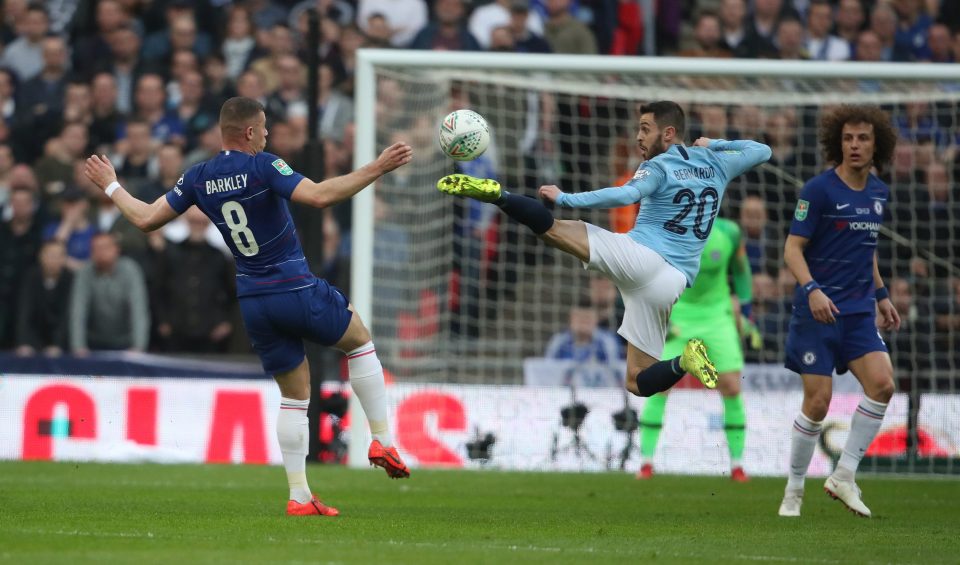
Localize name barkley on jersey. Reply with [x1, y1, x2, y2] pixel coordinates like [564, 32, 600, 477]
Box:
[205, 173, 249, 194]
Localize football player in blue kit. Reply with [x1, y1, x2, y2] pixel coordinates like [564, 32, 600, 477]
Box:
[85, 97, 413, 517]
[778, 105, 900, 519]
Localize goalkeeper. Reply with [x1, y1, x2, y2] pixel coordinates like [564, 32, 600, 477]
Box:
[638, 217, 757, 482]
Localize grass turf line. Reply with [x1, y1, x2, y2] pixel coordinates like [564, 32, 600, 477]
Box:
[0, 461, 956, 564]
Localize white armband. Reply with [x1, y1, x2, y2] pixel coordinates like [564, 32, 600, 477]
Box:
[105, 181, 122, 198]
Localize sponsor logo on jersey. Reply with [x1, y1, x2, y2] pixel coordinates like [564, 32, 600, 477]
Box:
[795, 199, 809, 221]
[802, 351, 817, 366]
[836, 203, 850, 210]
[710, 250, 721, 262]
[856, 207, 870, 214]
[272, 158, 294, 176]
[632, 168, 650, 181]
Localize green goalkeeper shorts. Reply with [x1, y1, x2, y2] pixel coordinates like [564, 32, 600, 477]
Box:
[662, 314, 744, 374]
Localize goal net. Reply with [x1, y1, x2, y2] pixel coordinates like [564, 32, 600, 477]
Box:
[348, 51, 960, 475]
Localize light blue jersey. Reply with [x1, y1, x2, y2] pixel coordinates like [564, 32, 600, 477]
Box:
[556, 140, 771, 285]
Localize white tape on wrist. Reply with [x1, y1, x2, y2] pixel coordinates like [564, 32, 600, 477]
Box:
[105, 181, 121, 198]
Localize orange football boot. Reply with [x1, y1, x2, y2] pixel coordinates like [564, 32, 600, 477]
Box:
[286, 495, 339, 517]
[368, 440, 410, 479]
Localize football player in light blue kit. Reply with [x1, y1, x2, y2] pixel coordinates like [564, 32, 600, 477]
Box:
[438, 101, 771, 399]
[84, 97, 413, 517]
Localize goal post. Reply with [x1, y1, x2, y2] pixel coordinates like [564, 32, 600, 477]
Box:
[348, 50, 960, 472]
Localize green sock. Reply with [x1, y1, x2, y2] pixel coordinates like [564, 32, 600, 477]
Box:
[640, 393, 667, 463]
[723, 394, 746, 466]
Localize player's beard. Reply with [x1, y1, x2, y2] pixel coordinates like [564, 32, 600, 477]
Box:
[645, 133, 668, 160]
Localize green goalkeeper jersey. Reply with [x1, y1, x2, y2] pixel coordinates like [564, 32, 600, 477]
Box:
[670, 218, 745, 323]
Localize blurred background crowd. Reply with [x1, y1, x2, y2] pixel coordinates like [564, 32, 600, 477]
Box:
[0, 0, 957, 376]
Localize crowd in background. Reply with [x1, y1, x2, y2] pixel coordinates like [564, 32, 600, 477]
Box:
[0, 0, 957, 377]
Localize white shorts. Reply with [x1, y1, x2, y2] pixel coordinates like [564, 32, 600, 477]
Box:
[582, 223, 687, 359]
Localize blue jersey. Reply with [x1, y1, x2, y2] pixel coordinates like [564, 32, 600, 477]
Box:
[556, 140, 771, 285]
[789, 169, 888, 317]
[165, 150, 314, 297]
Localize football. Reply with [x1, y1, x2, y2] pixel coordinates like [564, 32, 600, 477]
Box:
[438, 109, 490, 161]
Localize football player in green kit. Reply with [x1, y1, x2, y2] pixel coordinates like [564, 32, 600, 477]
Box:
[638, 217, 754, 482]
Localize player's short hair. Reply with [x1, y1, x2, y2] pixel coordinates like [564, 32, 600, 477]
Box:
[219, 96, 264, 138]
[819, 105, 896, 171]
[639, 101, 686, 139]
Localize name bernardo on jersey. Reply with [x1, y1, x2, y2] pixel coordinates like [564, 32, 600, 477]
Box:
[205, 173, 249, 194]
[672, 166, 717, 181]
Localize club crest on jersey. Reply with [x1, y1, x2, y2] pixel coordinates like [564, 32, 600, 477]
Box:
[874, 201, 883, 215]
[795, 199, 809, 221]
[802, 351, 817, 366]
[272, 158, 293, 176]
[633, 168, 650, 181]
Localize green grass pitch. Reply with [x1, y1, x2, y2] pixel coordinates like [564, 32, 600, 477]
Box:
[0, 462, 956, 564]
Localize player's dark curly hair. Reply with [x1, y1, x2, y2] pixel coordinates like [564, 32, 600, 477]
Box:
[819, 105, 896, 172]
[640, 101, 686, 139]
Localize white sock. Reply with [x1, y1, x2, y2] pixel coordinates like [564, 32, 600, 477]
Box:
[787, 412, 823, 491]
[835, 396, 887, 481]
[347, 341, 392, 447]
[277, 397, 312, 503]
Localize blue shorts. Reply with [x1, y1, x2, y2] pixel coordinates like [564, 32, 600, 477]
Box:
[239, 280, 352, 374]
[785, 312, 887, 376]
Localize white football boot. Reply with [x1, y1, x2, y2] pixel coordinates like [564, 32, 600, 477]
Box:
[824, 474, 871, 517]
[778, 487, 803, 517]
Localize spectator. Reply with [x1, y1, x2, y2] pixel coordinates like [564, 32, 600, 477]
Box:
[43, 187, 96, 271]
[236, 70, 269, 110]
[62, 80, 94, 131]
[184, 124, 222, 168]
[202, 54, 237, 107]
[101, 24, 154, 114]
[89, 72, 121, 152]
[364, 13, 393, 48]
[0, 3, 48, 81]
[0, 68, 15, 124]
[545, 298, 622, 363]
[806, 0, 852, 61]
[0, 144, 13, 210]
[543, 0, 597, 54]
[740, 0, 793, 58]
[410, 0, 481, 51]
[15, 240, 72, 356]
[357, 0, 428, 47]
[470, 0, 544, 50]
[266, 54, 309, 125]
[72, 0, 128, 79]
[336, 24, 366, 95]
[924, 23, 954, 62]
[142, 5, 213, 66]
[120, 73, 186, 147]
[775, 17, 809, 59]
[247, 0, 288, 30]
[719, 0, 749, 54]
[155, 207, 234, 353]
[508, 1, 552, 52]
[869, 3, 913, 61]
[834, 0, 866, 48]
[70, 233, 149, 355]
[250, 24, 298, 94]
[739, 195, 780, 276]
[13, 35, 70, 163]
[0, 186, 42, 347]
[222, 5, 262, 80]
[894, 0, 933, 60]
[854, 29, 884, 61]
[34, 122, 88, 207]
[589, 276, 623, 332]
[113, 119, 157, 188]
[176, 70, 218, 152]
[166, 49, 199, 108]
[679, 10, 732, 58]
[317, 67, 350, 130]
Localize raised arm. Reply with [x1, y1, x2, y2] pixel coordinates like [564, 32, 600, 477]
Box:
[84, 155, 179, 232]
[704, 138, 772, 178]
[541, 164, 663, 209]
[290, 142, 412, 209]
